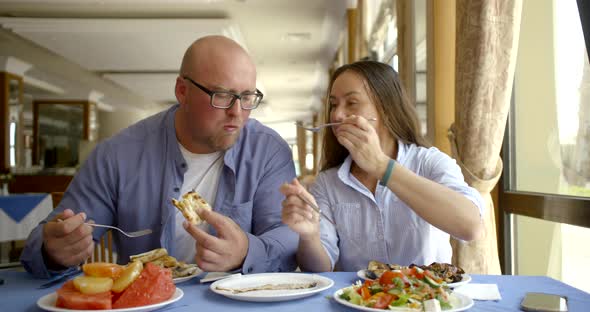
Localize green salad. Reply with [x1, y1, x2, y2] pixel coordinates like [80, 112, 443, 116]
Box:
[339, 267, 453, 310]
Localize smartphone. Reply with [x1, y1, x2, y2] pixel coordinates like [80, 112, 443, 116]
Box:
[521, 292, 568, 312]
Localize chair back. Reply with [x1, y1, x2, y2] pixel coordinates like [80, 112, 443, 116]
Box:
[50, 192, 64, 208]
[50, 192, 114, 263]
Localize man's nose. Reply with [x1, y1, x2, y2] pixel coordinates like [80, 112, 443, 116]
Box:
[226, 98, 243, 115]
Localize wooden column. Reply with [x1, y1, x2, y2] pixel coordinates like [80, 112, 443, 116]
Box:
[426, 0, 455, 155]
[0, 72, 10, 172]
[312, 113, 319, 175]
[358, 0, 368, 59]
[396, 0, 417, 104]
[347, 6, 358, 63]
[296, 122, 308, 176]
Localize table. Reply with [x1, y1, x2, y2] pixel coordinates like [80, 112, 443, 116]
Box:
[0, 194, 52, 242]
[1, 270, 589, 311]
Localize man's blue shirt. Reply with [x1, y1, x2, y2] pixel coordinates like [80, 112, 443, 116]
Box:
[21, 105, 298, 278]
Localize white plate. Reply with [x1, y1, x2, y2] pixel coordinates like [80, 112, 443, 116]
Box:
[333, 287, 474, 312]
[356, 270, 472, 288]
[36, 287, 184, 312]
[356, 269, 376, 281]
[173, 269, 203, 284]
[210, 273, 334, 302]
[447, 274, 471, 288]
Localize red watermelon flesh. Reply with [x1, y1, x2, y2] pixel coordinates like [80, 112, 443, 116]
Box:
[55, 280, 112, 310]
[112, 262, 176, 309]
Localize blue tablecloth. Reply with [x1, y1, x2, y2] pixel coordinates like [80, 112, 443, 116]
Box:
[0, 194, 48, 222]
[0, 270, 588, 311]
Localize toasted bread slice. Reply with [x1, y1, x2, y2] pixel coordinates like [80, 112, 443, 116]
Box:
[368, 260, 390, 271]
[150, 255, 179, 268]
[129, 248, 168, 263]
[171, 191, 212, 225]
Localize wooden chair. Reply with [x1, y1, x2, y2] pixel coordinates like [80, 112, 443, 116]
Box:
[51, 192, 114, 263]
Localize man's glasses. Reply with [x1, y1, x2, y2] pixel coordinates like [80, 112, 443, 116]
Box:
[183, 76, 263, 110]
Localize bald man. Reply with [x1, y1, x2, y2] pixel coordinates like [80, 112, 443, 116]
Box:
[21, 36, 298, 278]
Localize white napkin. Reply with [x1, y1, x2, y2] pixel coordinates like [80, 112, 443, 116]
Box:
[453, 283, 502, 300]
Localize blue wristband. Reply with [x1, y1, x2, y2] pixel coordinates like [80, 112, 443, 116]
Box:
[379, 159, 395, 186]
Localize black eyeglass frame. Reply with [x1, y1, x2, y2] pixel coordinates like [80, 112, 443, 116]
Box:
[183, 76, 263, 110]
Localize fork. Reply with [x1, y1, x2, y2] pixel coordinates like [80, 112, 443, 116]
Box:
[296, 194, 336, 226]
[295, 117, 377, 132]
[58, 218, 153, 238]
[85, 223, 153, 238]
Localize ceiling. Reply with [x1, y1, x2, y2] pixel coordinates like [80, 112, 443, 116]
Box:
[0, 0, 349, 142]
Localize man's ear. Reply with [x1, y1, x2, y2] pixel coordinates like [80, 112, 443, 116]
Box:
[175, 76, 186, 105]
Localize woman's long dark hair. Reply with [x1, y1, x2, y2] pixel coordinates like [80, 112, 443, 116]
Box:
[321, 61, 429, 171]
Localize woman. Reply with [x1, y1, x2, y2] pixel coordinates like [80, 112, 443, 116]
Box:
[280, 61, 483, 272]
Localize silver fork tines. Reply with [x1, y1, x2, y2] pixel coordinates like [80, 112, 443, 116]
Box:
[85, 223, 153, 238]
[295, 117, 377, 132]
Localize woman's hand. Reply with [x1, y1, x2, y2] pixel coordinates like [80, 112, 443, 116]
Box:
[280, 178, 320, 239]
[335, 115, 389, 179]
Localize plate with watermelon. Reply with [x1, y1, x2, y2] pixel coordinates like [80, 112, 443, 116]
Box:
[37, 262, 183, 311]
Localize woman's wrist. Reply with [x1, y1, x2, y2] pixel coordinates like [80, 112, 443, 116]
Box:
[374, 155, 391, 180]
[299, 230, 321, 243]
[379, 158, 396, 186]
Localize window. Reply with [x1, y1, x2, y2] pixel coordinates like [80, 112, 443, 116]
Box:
[9, 119, 16, 167]
[512, 0, 590, 197]
[503, 0, 590, 293]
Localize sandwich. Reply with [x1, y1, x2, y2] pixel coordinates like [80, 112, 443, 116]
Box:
[171, 191, 212, 225]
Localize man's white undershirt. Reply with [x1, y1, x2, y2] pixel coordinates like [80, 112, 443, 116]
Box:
[173, 142, 224, 263]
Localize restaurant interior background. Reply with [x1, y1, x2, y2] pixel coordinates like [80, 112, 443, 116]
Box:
[0, 0, 588, 294]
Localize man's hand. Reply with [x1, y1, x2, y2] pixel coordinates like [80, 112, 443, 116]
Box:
[42, 209, 94, 268]
[183, 208, 249, 272]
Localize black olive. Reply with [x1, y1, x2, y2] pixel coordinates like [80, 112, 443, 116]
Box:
[366, 270, 378, 280]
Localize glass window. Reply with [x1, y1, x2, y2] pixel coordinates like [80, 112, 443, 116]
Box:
[513, 0, 590, 197]
[367, 0, 395, 62]
[515, 215, 590, 293]
[508, 0, 590, 294]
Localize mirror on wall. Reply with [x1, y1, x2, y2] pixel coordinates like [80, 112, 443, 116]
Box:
[7, 76, 21, 168]
[33, 100, 96, 169]
[0, 72, 23, 172]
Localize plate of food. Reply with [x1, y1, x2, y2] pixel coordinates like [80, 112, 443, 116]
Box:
[37, 288, 183, 312]
[210, 273, 334, 302]
[358, 261, 470, 288]
[334, 287, 473, 312]
[356, 270, 471, 289]
[129, 248, 203, 284]
[173, 271, 202, 284]
[446, 274, 471, 288]
[36, 261, 181, 311]
[336, 269, 473, 311]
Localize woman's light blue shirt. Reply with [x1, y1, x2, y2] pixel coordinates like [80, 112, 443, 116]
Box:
[311, 141, 484, 271]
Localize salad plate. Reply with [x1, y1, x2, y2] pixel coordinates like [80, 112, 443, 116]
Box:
[357, 270, 471, 288]
[333, 287, 473, 312]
